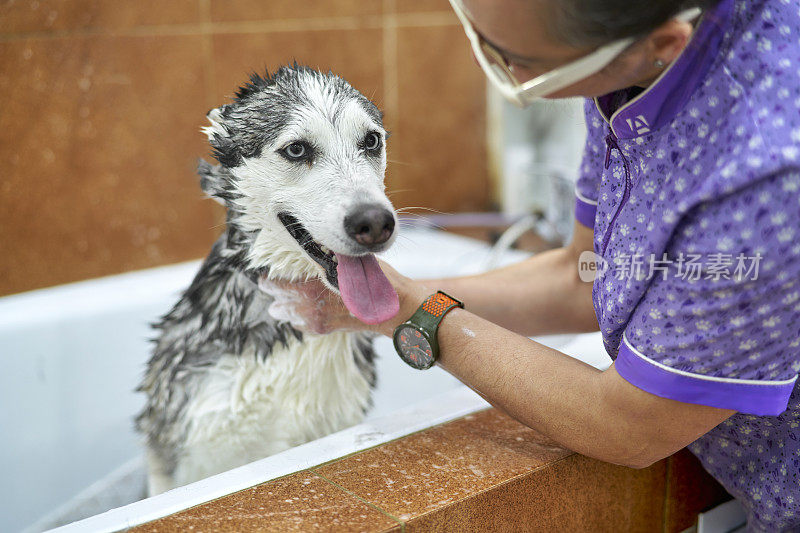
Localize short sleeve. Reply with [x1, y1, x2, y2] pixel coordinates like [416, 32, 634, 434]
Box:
[575, 99, 606, 228]
[616, 170, 800, 416]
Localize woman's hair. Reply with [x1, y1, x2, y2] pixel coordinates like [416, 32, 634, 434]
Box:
[553, 0, 724, 47]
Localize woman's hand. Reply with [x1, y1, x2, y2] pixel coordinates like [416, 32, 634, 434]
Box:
[258, 260, 430, 336]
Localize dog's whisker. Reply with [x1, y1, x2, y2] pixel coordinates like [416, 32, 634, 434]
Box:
[386, 189, 414, 197]
[395, 209, 431, 215]
[397, 218, 433, 225]
[396, 206, 451, 213]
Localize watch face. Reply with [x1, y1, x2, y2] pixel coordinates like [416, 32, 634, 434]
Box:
[395, 326, 434, 369]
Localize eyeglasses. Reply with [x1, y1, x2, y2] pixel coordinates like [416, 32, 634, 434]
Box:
[449, 0, 702, 107]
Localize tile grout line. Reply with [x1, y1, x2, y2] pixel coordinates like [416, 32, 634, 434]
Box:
[394, 12, 458, 28]
[0, 13, 457, 42]
[382, 0, 400, 121]
[0, 17, 379, 41]
[207, 15, 383, 35]
[198, 0, 217, 112]
[662, 456, 673, 533]
[312, 469, 406, 532]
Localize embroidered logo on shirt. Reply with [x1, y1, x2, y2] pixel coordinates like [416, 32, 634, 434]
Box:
[626, 115, 651, 135]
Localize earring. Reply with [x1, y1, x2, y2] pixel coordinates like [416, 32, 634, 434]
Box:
[654, 58, 666, 68]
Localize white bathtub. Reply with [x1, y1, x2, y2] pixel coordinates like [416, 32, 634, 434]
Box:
[0, 226, 610, 533]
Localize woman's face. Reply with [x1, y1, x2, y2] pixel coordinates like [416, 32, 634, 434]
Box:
[461, 0, 679, 98]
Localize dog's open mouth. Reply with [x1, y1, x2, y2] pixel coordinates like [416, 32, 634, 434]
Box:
[277, 212, 339, 288]
[277, 211, 400, 325]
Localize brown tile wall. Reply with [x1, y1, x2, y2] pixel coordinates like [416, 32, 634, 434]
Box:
[0, 0, 489, 296]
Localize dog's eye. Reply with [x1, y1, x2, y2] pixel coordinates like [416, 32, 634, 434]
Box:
[363, 132, 382, 152]
[280, 141, 311, 161]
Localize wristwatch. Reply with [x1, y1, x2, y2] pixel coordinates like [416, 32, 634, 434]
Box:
[392, 291, 464, 370]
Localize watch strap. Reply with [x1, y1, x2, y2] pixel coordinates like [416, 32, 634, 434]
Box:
[406, 291, 464, 336]
[422, 291, 463, 319]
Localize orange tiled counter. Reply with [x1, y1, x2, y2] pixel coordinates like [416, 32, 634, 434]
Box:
[132, 409, 729, 532]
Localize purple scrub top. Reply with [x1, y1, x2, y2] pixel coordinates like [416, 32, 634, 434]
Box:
[575, 0, 800, 529]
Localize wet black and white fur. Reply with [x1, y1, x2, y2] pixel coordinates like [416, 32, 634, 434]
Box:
[135, 65, 396, 495]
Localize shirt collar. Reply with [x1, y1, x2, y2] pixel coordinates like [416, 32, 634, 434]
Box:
[594, 0, 734, 140]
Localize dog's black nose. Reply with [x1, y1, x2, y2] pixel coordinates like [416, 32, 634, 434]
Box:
[344, 204, 395, 247]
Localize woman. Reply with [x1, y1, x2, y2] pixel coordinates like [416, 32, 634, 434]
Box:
[263, 0, 800, 530]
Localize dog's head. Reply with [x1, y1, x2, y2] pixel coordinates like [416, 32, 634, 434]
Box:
[200, 65, 398, 323]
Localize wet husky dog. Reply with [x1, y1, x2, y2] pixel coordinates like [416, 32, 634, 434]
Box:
[136, 65, 400, 495]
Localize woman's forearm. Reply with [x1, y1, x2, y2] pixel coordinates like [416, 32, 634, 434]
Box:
[430, 308, 734, 468]
[427, 246, 598, 337]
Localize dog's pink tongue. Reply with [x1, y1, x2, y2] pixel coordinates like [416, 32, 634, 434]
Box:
[335, 253, 399, 325]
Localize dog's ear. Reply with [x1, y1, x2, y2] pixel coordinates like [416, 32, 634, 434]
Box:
[202, 106, 228, 142]
[197, 159, 229, 206]
[202, 105, 242, 168]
